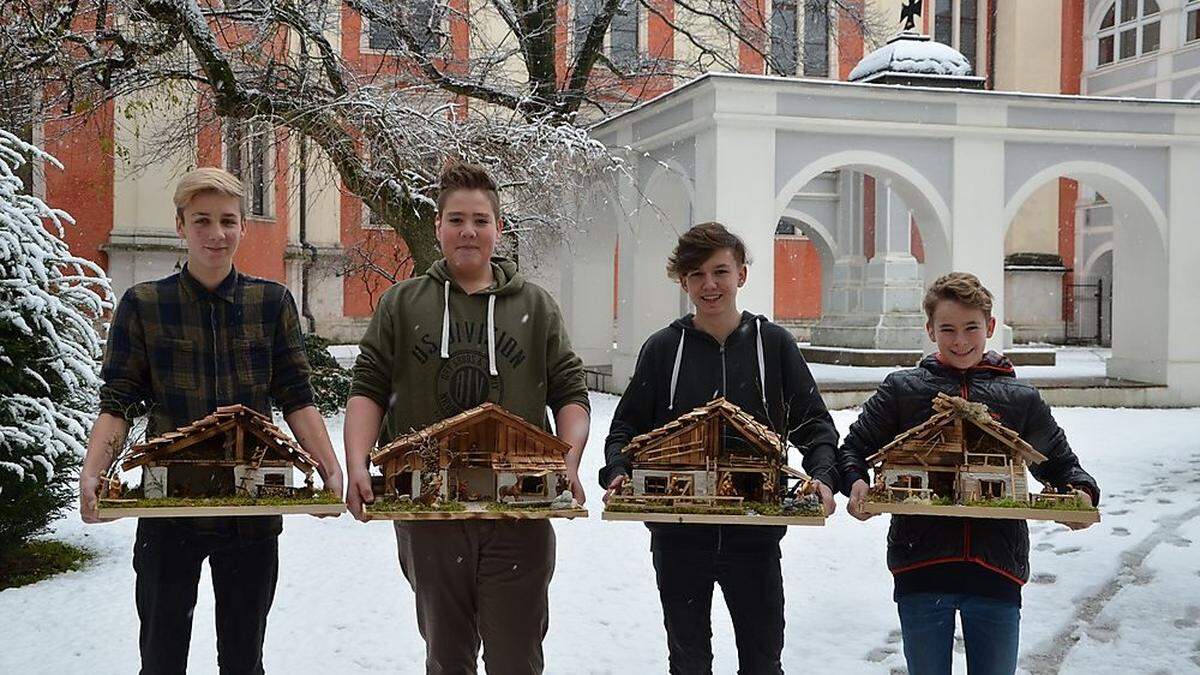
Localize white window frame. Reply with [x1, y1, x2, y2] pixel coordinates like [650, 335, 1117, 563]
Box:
[769, 0, 832, 79]
[931, 0, 987, 76]
[359, 3, 446, 56]
[1185, 0, 1200, 47]
[223, 119, 275, 220]
[608, 0, 641, 67]
[1094, 0, 1161, 69]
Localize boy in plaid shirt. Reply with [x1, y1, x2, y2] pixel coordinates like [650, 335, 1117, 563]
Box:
[79, 168, 342, 674]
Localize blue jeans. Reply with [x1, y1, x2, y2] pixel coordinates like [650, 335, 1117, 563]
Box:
[897, 593, 1021, 675]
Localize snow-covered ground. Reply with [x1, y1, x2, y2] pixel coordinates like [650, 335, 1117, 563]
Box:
[3, 395, 1199, 674]
[333, 343, 1116, 386]
[807, 347, 1113, 385]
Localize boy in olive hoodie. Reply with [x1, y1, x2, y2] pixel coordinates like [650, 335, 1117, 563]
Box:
[344, 162, 591, 675]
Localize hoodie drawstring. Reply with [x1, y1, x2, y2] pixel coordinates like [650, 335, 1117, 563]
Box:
[668, 329, 685, 411]
[440, 278, 498, 377]
[756, 317, 769, 414]
[440, 280, 451, 359]
[486, 294, 498, 376]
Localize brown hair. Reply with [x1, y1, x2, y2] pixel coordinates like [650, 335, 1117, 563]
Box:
[923, 272, 994, 320]
[666, 222, 749, 279]
[437, 161, 500, 221]
[173, 167, 245, 219]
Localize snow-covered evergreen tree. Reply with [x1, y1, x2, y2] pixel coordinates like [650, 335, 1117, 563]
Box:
[0, 128, 111, 555]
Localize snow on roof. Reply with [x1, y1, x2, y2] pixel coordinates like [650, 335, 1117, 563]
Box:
[849, 31, 973, 82]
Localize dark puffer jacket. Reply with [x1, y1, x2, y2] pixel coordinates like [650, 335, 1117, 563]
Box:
[838, 352, 1100, 591]
[600, 311, 839, 556]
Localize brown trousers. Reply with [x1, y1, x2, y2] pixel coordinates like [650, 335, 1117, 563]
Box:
[395, 520, 556, 675]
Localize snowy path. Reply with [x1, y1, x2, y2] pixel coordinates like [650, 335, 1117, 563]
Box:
[2, 397, 1199, 674]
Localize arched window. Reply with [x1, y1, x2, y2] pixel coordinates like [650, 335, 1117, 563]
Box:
[1096, 0, 1160, 67]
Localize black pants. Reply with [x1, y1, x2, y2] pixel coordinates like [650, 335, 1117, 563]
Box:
[652, 549, 785, 675]
[133, 522, 279, 675]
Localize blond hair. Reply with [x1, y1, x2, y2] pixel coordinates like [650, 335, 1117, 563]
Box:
[923, 272, 994, 320]
[173, 167, 245, 218]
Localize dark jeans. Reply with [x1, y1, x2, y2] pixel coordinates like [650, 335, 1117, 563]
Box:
[133, 522, 279, 675]
[897, 592, 1021, 675]
[652, 550, 785, 675]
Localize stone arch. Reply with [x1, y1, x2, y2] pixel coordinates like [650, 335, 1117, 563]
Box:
[641, 158, 696, 221]
[1087, 0, 1116, 34]
[774, 150, 952, 280]
[1082, 241, 1115, 281]
[1003, 160, 1167, 242]
[779, 208, 838, 326]
[779, 206, 840, 261]
[1003, 161, 1168, 383]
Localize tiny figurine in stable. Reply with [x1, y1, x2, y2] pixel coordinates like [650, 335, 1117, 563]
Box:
[603, 398, 826, 525]
[861, 393, 1099, 524]
[97, 405, 343, 518]
[363, 402, 587, 520]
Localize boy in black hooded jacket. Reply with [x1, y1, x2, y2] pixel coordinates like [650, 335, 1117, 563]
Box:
[598, 222, 839, 675]
[838, 272, 1099, 675]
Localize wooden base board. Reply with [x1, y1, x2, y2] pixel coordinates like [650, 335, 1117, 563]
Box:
[862, 501, 1101, 524]
[97, 502, 346, 519]
[363, 503, 588, 521]
[602, 510, 825, 526]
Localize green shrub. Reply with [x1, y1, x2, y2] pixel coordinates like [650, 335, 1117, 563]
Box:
[303, 334, 352, 416]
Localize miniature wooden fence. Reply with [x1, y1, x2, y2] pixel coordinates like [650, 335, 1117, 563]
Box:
[609, 494, 745, 507]
[884, 486, 934, 500]
[1031, 491, 1083, 506]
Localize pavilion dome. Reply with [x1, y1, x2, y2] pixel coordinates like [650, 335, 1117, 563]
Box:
[849, 31, 973, 83]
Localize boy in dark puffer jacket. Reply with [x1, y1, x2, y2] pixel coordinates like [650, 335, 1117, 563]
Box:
[838, 272, 1100, 675]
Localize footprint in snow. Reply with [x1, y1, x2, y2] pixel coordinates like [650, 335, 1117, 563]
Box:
[1111, 527, 1131, 537]
[864, 647, 895, 663]
[1157, 498, 1174, 505]
[1173, 606, 1200, 630]
[1032, 573, 1057, 584]
[1053, 546, 1082, 556]
[1108, 509, 1130, 516]
[1035, 542, 1054, 551]
[1085, 620, 1120, 643]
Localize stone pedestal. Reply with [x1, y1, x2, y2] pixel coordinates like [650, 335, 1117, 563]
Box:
[812, 177, 927, 350]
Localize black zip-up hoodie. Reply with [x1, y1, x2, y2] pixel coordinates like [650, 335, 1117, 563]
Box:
[599, 311, 839, 556]
[838, 351, 1101, 603]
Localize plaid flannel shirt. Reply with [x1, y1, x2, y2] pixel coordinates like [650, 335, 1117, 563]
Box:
[98, 265, 315, 537]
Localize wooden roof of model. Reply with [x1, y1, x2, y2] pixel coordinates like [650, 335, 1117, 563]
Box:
[370, 403, 571, 468]
[621, 397, 783, 459]
[122, 405, 318, 473]
[867, 393, 1047, 466]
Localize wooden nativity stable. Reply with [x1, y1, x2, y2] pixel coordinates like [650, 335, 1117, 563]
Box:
[98, 405, 343, 518]
[603, 398, 824, 526]
[861, 393, 1099, 523]
[366, 402, 585, 520]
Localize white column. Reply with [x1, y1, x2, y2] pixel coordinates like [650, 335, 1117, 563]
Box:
[823, 170, 866, 317]
[560, 195, 618, 368]
[861, 179, 923, 316]
[950, 133, 1008, 352]
[691, 88, 778, 320]
[1163, 144, 1200, 402]
[612, 158, 688, 391]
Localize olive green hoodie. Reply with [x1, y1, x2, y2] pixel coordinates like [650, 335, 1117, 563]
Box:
[350, 257, 590, 444]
